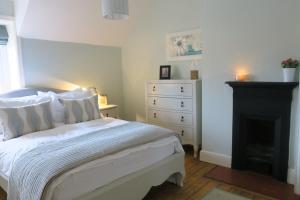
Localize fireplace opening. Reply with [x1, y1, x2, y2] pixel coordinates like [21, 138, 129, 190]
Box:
[241, 117, 277, 175]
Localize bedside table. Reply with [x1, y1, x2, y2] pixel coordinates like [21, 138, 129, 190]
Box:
[99, 104, 119, 118]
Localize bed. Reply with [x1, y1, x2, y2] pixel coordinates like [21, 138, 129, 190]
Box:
[0, 88, 185, 200]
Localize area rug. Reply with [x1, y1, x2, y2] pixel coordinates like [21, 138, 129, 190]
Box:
[202, 188, 250, 200]
[205, 166, 300, 200]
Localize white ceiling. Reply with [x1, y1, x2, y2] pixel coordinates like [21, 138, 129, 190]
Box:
[15, 0, 146, 47]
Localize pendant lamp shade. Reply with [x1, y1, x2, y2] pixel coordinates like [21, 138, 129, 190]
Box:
[102, 0, 129, 20]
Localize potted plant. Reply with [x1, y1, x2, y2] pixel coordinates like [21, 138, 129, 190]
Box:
[281, 58, 299, 82]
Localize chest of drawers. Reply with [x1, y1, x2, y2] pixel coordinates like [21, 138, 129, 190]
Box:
[146, 80, 202, 158]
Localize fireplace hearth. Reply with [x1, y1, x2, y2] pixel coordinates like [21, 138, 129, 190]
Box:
[226, 81, 298, 181]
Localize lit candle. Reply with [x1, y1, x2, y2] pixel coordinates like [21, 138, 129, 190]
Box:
[235, 74, 248, 81]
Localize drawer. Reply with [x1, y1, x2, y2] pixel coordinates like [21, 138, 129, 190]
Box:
[148, 110, 193, 126]
[173, 127, 194, 144]
[101, 108, 119, 118]
[148, 97, 193, 112]
[147, 83, 193, 97]
[152, 124, 194, 145]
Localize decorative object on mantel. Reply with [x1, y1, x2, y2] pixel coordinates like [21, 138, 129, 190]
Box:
[166, 29, 202, 61]
[281, 58, 299, 82]
[235, 73, 249, 81]
[235, 68, 249, 81]
[159, 65, 171, 80]
[101, 0, 128, 20]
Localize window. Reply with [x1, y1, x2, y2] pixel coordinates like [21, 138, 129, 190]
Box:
[0, 18, 23, 94]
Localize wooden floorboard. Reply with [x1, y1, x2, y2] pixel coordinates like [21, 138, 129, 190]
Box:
[143, 148, 296, 200]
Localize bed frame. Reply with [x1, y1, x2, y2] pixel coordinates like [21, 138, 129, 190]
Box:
[0, 88, 185, 200]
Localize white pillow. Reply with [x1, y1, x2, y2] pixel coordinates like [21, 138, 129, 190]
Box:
[0, 95, 50, 108]
[59, 88, 95, 99]
[37, 91, 64, 124]
[37, 88, 95, 124]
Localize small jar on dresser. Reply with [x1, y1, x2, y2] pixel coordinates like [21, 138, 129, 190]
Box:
[145, 80, 202, 158]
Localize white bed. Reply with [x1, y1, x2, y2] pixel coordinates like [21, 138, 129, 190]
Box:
[0, 88, 185, 200]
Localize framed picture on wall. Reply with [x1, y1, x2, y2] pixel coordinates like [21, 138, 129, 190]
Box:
[159, 65, 171, 80]
[166, 29, 202, 61]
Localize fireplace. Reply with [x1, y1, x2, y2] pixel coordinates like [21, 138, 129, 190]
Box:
[226, 81, 298, 181]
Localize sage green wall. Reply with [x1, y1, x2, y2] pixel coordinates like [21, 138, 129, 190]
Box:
[0, 0, 14, 16]
[122, 0, 299, 174]
[21, 38, 124, 116]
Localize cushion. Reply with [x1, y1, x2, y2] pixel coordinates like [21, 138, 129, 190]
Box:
[37, 88, 96, 124]
[59, 95, 101, 124]
[0, 95, 51, 135]
[0, 101, 54, 141]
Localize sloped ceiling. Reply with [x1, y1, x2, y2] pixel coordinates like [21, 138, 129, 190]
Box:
[15, 0, 147, 47]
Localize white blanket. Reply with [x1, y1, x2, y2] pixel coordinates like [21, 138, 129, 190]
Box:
[0, 118, 128, 177]
[0, 118, 183, 200]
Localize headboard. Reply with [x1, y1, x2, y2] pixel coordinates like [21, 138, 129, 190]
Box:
[0, 88, 67, 98]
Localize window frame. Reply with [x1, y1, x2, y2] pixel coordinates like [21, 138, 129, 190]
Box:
[0, 16, 24, 91]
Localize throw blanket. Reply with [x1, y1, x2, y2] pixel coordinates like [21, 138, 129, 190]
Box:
[8, 122, 175, 200]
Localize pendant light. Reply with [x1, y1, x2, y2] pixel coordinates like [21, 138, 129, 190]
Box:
[101, 0, 129, 20]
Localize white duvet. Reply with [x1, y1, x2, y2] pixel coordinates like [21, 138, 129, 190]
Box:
[0, 118, 183, 200]
[0, 118, 128, 177]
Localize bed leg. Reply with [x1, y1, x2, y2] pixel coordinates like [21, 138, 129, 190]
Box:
[176, 173, 184, 187]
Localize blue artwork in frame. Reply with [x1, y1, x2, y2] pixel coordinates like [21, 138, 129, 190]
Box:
[166, 29, 202, 61]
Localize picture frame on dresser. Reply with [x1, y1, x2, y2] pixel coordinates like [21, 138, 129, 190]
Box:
[145, 80, 202, 158]
[160, 65, 171, 80]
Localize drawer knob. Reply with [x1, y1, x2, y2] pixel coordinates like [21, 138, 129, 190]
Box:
[153, 99, 156, 105]
[153, 86, 156, 92]
[181, 130, 184, 136]
[154, 113, 157, 118]
[180, 87, 184, 93]
[181, 116, 184, 122]
[181, 101, 184, 108]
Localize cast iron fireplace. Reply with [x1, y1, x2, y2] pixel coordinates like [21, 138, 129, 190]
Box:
[226, 81, 298, 181]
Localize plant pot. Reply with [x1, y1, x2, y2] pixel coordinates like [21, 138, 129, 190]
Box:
[283, 68, 296, 82]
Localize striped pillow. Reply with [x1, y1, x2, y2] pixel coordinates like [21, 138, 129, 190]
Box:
[0, 101, 54, 141]
[59, 95, 101, 124]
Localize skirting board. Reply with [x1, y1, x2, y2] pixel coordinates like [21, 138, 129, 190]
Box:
[200, 150, 295, 185]
[199, 150, 231, 168]
[287, 168, 296, 185]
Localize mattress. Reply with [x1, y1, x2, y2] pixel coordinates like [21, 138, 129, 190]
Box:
[0, 118, 183, 199]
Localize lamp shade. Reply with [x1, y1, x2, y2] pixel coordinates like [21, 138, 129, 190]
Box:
[101, 0, 128, 20]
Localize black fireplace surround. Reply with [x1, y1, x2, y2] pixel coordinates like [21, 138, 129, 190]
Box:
[226, 81, 298, 181]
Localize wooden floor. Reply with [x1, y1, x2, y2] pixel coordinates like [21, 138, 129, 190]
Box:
[0, 149, 297, 200]
[144, 149, 285, 200]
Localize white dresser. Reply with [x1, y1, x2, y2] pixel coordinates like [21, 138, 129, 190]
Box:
[146, 80, 202, 158]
